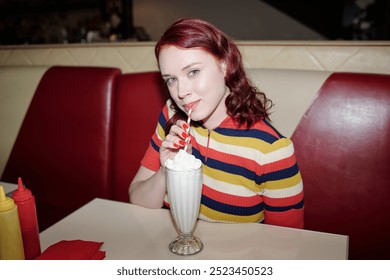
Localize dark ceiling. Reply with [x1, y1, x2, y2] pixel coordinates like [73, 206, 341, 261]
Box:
[261, 0, 390, 39]
[0, 0, 389, 45]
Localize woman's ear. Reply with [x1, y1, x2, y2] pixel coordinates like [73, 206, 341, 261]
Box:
[221, 61, 227, 76]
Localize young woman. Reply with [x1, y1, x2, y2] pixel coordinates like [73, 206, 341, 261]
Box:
[129, 18, 304, 229]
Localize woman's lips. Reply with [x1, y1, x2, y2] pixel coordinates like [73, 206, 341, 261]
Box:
[184, 100, 200, 112]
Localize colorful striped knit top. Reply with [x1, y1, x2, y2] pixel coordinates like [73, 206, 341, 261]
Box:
[141, 99, 304, 229]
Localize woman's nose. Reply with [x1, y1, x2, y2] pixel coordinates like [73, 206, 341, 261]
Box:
[177, 79, 191, 99]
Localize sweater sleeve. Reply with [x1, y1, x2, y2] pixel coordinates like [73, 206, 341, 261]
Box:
[261, 137, 304, 229]
[140, 101, 171, 171]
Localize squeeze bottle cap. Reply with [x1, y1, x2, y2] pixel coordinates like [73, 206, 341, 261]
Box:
[12, 177, 32, 201]
[0, 186, 16, 211]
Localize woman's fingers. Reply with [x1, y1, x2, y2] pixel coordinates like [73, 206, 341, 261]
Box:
[177, 120, 189, 131]
[160, 119, 192, 166]
[163, 134, 185, 148]
[169, 123, 189, 139]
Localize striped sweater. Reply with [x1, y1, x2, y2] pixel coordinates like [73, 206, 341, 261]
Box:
[141, 99, 304, 229]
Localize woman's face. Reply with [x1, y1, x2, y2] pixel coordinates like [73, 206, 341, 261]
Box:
[158, 45, 229, 129]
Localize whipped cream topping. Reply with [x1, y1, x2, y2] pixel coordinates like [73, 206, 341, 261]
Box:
[165, 149, 202, 171]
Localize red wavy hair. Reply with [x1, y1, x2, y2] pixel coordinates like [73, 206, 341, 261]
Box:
[155, 18, 273, 130]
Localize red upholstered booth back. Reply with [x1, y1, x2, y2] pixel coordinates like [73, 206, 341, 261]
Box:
[111, 72, 170, 202]
[2, 66, 121, 231]
[292, 73, 390, 260]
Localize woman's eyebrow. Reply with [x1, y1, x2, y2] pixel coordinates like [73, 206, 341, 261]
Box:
[181, 62, 201, 71]
[161, 62, 201, 78]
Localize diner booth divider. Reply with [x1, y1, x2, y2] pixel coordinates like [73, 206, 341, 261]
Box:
[291, 72, 390, 260]
[1, 65, 390, 260]
[2, 66, 122, 232]
[111, 72, 170, 202]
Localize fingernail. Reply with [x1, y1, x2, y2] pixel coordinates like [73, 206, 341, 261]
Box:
[179, 140, 186, 146]
[183, 123, 189, 130]
[173, 144, 180, 148]
[181, 132, 188, 138]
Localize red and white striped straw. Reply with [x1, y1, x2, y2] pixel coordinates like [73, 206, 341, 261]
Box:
[184, 109, 192, 151]
[186, 109, 192, 130]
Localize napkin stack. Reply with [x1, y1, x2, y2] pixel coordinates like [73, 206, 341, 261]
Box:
[35, 240, 105, 260]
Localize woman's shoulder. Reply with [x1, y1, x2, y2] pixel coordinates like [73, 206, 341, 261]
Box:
[255, 119, 285, 139]
[218, 117, 287, 143]
[159, 98, 176, 120]
[248, 120, 297, 156]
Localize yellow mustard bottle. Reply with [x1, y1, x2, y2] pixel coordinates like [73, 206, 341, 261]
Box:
[0, 186, 25, 260]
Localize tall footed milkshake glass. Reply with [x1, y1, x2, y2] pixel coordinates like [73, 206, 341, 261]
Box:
[165, 150, 203, 256]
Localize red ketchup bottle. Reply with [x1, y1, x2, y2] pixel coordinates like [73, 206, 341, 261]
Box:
[12, 177, 41, 259]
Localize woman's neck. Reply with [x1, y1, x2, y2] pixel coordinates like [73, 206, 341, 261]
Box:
[201, 90, 229, 130]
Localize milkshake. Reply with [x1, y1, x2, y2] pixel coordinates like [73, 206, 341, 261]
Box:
[165, 149, 203, 255]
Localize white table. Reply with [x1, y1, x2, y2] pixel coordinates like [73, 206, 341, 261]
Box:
[0, 181, 18, 197]
[39, 198, 349, 260]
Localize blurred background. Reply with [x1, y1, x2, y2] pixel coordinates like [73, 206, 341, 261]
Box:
[0, 0, 389, 45]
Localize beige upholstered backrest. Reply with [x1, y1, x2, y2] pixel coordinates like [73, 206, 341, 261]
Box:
[247, 68, 332, 137]
[0, 66, 49, 176]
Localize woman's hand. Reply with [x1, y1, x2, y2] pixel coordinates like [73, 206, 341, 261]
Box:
[160, 120, 192, 166]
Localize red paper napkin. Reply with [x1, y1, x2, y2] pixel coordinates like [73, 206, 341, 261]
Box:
[35, 240, 105, 260]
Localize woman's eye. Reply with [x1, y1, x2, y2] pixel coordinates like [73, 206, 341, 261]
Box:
[188, 69, 200, 77]
[164, 77, 176, 86]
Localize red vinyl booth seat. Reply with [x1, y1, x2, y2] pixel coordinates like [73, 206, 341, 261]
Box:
[2, 66, 121, 231]
[292, 72, 390, 260]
